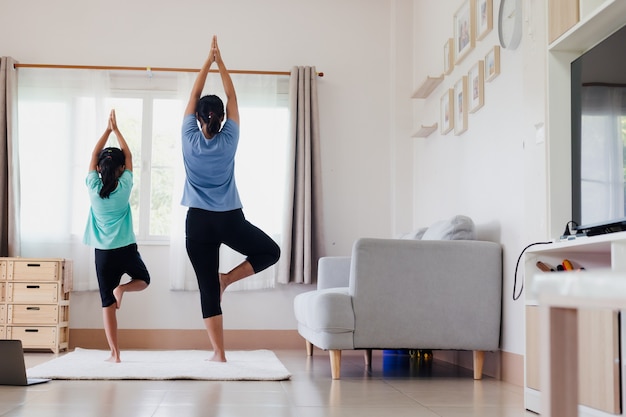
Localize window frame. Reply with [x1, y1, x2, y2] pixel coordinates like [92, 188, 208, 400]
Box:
[106, 89, 182, 243]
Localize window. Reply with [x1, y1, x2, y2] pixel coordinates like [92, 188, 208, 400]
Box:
[101, 95, 180, 240]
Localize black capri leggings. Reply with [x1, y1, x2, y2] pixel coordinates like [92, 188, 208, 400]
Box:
[95, 243, 151, 308]
[185, 208, 280, 318]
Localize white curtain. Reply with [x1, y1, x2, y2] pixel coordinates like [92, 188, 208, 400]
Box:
[0, 57, 20, 257]
[169, 73, 290, 291]
[17, 68, 112, 290]
[580, 85, 626, 225]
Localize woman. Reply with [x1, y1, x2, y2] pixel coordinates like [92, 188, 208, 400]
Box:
[182, 36, 280, 362]
[83, 109, 151, 363]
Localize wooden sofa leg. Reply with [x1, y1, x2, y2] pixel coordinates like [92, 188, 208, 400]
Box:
[306, 340, 313, 356]
[473, 350, 485, 380]
[330, 349, 342, 380]
[364, 349, 372, 367]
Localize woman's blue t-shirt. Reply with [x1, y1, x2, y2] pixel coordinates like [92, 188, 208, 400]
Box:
[83, 169, 136, 250]
[181, 114, 242, 212]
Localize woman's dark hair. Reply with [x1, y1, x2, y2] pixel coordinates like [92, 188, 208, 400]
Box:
[196, 94, 225, 136]
[97, 147, 125, 199]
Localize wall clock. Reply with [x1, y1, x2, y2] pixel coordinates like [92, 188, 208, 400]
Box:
[498, 0, 522, 49]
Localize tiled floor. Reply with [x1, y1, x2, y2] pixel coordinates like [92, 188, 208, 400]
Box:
[1, 350, 535, 417]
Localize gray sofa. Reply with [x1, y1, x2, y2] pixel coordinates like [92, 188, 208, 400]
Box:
[293, 215, 502, 379]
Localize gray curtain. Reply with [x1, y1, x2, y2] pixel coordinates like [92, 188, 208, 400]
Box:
[278, 66, 324, 284]
[0, 56, 20, 256]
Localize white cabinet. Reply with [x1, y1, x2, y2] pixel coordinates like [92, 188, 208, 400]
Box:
[524, 232, 626, 415]
[533, 0, 626, 408]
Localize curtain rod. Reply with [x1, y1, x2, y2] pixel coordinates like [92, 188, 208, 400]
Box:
[13, 63, 324, 77]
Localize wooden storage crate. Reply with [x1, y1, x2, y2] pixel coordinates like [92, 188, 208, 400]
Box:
[0, 257, 70, 353]
[7, 304, 65, 325]
[8, 260, 61, 281]
[7, 326, 59, 349]
[7, 282, 60, 304]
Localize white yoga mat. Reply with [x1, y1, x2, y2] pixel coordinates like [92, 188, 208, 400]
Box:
[27, 348, 291, 381]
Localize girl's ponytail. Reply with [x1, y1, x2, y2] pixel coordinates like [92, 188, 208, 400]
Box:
[97, 147, 125, 199]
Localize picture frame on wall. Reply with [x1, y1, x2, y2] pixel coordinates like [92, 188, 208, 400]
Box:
[454, 0, 475, 65]
[485, 45, 501, 82]
[475, 0, 493, 41]
[468, 60, 485, 113]
[440, 88, 454, 134]
[444, 38, 454, 75]
[454, 76, 468, 135]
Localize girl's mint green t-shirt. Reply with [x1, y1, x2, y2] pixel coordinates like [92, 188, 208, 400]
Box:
[83, 170, 136, 250]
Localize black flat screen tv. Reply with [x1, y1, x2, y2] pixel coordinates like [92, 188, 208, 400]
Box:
[571, 24, 626, 237]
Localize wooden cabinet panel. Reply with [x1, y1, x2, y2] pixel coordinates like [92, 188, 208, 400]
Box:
[548, 0, 580, 43]
[7, 304, 63, 325]
[7, 326, 59, 348]
[8, 260, 60, 281]
[578, 309, 620, 413]
[7, 283, 59, 304]
[526, 308, 620, 414]
[525, 306, 540, 390]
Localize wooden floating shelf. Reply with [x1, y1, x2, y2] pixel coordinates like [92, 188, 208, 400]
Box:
[412, 123, 438, 138]
[411, 75, 444, 98]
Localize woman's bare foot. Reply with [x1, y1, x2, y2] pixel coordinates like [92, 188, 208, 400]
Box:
[219, 273, 228, 300]
[218, 262, 254, 299]
[113, 286, 123, 309]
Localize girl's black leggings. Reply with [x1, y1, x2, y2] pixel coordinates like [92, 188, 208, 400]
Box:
[185, 207, 280, 318]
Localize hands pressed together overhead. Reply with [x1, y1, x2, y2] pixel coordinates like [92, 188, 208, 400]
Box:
[209, 35, 222, 65]
[108, 109, 118, 133]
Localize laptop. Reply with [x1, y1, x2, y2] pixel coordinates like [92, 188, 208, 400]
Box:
[0, 340, 51, 386]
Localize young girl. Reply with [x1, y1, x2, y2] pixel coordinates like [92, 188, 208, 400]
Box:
[182, 36, 280, 362]
[83, 109, 151, 363]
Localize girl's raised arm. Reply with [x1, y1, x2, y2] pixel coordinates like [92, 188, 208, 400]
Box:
[109, 110, 132, 172]
[89, 115, 113, 172]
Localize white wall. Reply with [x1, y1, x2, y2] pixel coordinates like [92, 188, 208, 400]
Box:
[0, 0, 405, 330]
[411, 0, 549, 356]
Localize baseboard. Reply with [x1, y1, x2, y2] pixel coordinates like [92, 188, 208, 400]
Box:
[69, 329, 305, 350]
[500, 350, 524, 386]
[433, 349, 524, 386]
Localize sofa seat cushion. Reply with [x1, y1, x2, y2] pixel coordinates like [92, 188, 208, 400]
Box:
[294, 288, 355, 334]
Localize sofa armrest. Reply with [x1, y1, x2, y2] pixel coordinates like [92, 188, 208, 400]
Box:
[317, 256, 351, 290]
[349, 238, 502, 350]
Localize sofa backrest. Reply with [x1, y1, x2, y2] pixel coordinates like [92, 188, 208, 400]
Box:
[349, 238, 502, 350]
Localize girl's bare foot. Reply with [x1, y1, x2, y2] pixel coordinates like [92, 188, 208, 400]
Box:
[105, 354, 121, 363]
[113, 286, 123, 309]
[208, 352, 227, 362]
